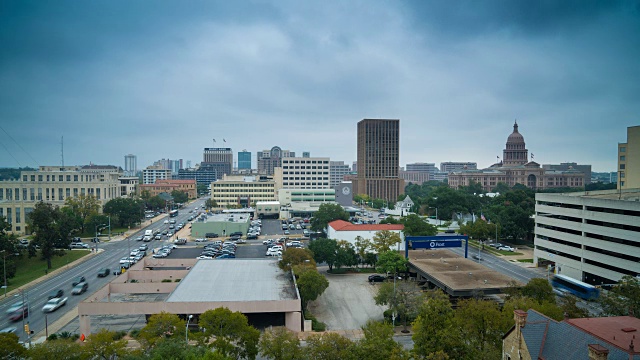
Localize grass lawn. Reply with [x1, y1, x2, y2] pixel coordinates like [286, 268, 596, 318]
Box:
[6, 250, 91, 292]
[517, 259, 534, 263]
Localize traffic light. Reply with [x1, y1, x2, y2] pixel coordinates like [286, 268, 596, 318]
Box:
[24, 324, 29, 333]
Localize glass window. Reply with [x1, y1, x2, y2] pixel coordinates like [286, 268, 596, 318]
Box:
[15, 188, 20, 201]
[6, 208, 11, 224]
[37, 188, 42, 200]
[74, 175, 78, 181]
[620, 147, 626, 152]
[30, 188, 35, 201]
[22, 188, 27, 201]
[66, 188, 70, 198]
[620, 164, 626, 170]
[38, 175, 42, 181]
[30, 175, 35, 181]
[0, 189, 3, 201]
[620, 155, 626, 161]
[58, 188, 63, 200]
[59, 175, 63, 181]
[16, 208, 21, 224]
[23, 175, 27, 181]
[66, 175, 71, 181]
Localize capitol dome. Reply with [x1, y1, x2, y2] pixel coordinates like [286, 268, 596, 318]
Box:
[507, 121, 525, 145]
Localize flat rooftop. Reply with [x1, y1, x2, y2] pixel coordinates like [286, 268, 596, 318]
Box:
[539, 188, 640, 201]
[166, 259, 297, 302]
[408, 250, 521, 296]
[202, 213, 251, 223]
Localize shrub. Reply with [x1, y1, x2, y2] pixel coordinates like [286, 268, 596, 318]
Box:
[57, 331, 73, 339]
[161, 279, 172, 283]
[129, 279, 138, 283]
[312, 319, 326, 331]
[113, 330, 128, 340]
[47, 334, 58, 341]
[174, 278, 181, 282]
[129, 329, 140, 338]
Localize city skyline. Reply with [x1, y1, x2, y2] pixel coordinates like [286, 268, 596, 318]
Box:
[1, 1, 639, 172]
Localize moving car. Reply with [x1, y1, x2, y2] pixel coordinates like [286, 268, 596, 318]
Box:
[7, 306, 28, 321]
[97, 268, 111, 277]
[72, 282, 88, 295]
[72, 276, 86, 286]
[498, 245, 515, 252]
[42, 297, 68, 313]
[48, 289, 64, 300]
[70, 242, 89, 249]
[5, 300, 25, 314]
[135, 236, 144, 241]
[368, 274, 386, 283]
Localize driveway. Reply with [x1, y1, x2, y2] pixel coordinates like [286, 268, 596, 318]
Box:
[308, 270, 386, 330]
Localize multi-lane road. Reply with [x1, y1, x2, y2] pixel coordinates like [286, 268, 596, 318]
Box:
[0, 199, 206, 342]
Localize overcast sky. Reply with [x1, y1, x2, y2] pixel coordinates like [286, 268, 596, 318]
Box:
[1, 1, 638, 172]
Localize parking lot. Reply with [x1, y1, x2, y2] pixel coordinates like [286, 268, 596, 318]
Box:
[163, 242, 271, 259]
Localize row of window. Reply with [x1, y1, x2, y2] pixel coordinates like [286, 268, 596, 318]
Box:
[20, 173, 102, 182]
[282, 160, 329, 164]
[0, 187, 111, 201]
[282, 166, 329, 170]
[283, 177, 329, 181]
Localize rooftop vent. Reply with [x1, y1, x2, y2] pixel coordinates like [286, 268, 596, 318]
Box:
[621, 328, 637, 333]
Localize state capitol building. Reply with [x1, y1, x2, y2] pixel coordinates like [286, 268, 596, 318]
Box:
[448, 122, 586, 192]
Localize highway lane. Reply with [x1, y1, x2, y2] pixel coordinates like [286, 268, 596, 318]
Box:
[0, 199, 205, 341]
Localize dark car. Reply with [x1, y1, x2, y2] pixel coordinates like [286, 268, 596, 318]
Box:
[72, 282, 89, 295]
[205, 233, 219, 238]
[246, 234, 258, 240]
[72, 276, 86, 286]
[368, 274, 386, 283]
[48, 289, 64, 300]
[97, 268, 111, 277]
[8, 307, 28, 322]
[230, 231, 243, 237]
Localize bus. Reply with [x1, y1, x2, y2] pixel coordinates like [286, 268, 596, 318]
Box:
[550, 274, 600, 300]
[169, 210, 179, 217]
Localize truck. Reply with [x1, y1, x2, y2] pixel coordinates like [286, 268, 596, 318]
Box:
[143, 229, 153, 242]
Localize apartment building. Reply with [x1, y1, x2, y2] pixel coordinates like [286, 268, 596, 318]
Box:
[0, 165, 123, 234]
[142, 165, 172, 185]
[124, 154, 137, 176]
[211, 175, 276, 207]
[619, 125, 640, 190]
[534, 189, 640, 285]
[329, 161, 351, 188]
[273, 157, 330, 190]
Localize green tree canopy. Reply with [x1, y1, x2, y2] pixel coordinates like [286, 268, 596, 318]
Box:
[0, 332, 27, 360]
[400, 214, 437, 236]
[372, 230, 402, 252]
[599, 275, 640, 316]
[82, 329, 130, 360]
[278, 248, 316, 272]
[103, 197, 145, 228]
[171, 190, 189, 203]
[259, 327, 303, 360]
[28, 201, 79, 269]
[304, 332, 356, 360]
[334, 240, 358, 269]
[354, 320, 410, 360]
[138, 311, 185, 349]
[375, 281, 424, 332]
[297, 269, 329, 308]
[63, 194, 100, 234]
[375, 251, 408, 275]
[307, 238, 338, 271]
[310, 203, 349, 232]
[199, 307, 260, 360]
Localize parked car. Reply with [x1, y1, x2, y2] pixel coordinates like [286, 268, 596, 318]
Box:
[72, 282, 88, 295]
[284, 230, 290, 235]
[368, 274, 386, 283]
[498, 245, 515, 252]
[97, 268, 111, 277]
[42, 297, 67, 313]
[472, 254, 483, 261]
[48, 289, 64, 300]
[216, 254, 235, 259]
[246, 234, 258, 240]
[70, 242, 89, 249]
[488, 243, 502, 248]
[72, 276, 86, 286]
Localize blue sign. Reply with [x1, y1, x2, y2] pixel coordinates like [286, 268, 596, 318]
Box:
[405, 235, 470, 258]
[420, 240, 462, 249]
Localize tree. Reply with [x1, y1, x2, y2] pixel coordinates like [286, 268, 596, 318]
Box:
[145, 337, 211, 360]
[278, 248, 315, 272]
[197, 183, 208, 196]
[148, 195, 166, 210]
[205, 198, 218, 209]
[375, 281, 424, 332]
[453, 298, 510, 359]
[372, 230, 402, 253]
[400, 214, 437, 236]
[0, 217, 18, 282]
[412, 290, 457, 358]
[520, 278, 555, 304]
[501, 296, 564, 322]
[297, 269, 329, 308]
[103, 198, 145, 227]
[599, 275, 640, 316]
[199, 307, 260, 360]
[354, 236, 372, 267]
[27, 339, 84, 360]
[259, 327, 303, 360]
[304, 332, 356, 360]
[64, 195, 101, 234]
[307, 238, 338, 271]
[310, 203, 349, 232]
[28, 201, 78, 269]
[375, 251, 408, 275]
[558, 294, 590, 318]
[458, 220, 496, 241]
[354, 320, 410, 360]
[491, 182, 510, 194]
[0, 332, 27, 360]
[334, 240, 358, 269]
[83, 329, 129, 360]
[171, 190, 189, 203]
[138, 312, 185, 349]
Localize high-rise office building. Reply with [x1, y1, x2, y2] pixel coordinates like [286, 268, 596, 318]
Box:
[238, 150, 252, 170]
[329, 161, 351, 188]
[203, 148, 233, 177]
[618, 125, 640, 190]
[124, 154, 137, 176]
[257, 146, 295, 175]
[354, 119, 404, 201]
[274, 157, 331, 190]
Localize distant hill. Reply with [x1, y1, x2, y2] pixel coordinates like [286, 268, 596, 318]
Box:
[0, 167, 35, 180]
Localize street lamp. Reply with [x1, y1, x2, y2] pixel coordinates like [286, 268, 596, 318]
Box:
[186, 314, 193, 343]
[1, 250, 6, 297]
[429, 207, 438, 226]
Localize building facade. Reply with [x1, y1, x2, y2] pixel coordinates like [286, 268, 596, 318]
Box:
[278, 188, 336, 205]
[534, 189, 640, 285]
[211, 175, 276, 207]
[238, 150, 252, 170]
[406, 162, 437, 175]
[0, 165, 124, 234]
[542, 162, 592, 185]
[177, 166, 218, 185]
[619, 125, 640, 190]
[399, 170, 430, 185]
[448, 122, 586, 192]
[142, 165, 172, 185]
[119, 177, 139, 198]
[202, 148, 233, 177]
[257, 147, 295, 176]
[124, 154, 137, 177]
[329, 161, 351, 188]
[273, 157, 330, 190]
[354, 119, 404, 202]
[139, 179, 197, 199]
[440, 162, 477, 173]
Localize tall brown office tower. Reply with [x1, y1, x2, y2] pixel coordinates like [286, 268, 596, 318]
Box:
[355, 119, 404, 202]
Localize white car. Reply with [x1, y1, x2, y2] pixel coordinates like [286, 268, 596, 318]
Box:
[266, 248, 282, 256]
[197, 255, 213, 260]
[262, 239, 274, 245]
[42, 297, 67, 313]
[195, 238, 206, 242]
[119, 257, 131, 265]
[164, 220, 169, 224]
[286, 240, 301, 247]
[498, 245, 515, 252]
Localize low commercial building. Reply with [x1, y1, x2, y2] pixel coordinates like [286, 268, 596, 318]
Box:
[255, 201, 281, 219]
[211, 175, 276, 207]
[277, 188, 335, 205]
[534, 189, 640, 285]
[327, 220, 406, 250]
[0, 165, 123, 234]
[503, 309, 640, 359]
[139, 179, 197, 199]
[191, 212, 250, 238]
[78, 258, 302, 336]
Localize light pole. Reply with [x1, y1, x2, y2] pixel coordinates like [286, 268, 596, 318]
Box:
[95, 223, 106, 253]
[1, 250, 6, 297]
[186, 314, 193, 343]
[108, 216, 111, 241]
[429, 207, 438, 226]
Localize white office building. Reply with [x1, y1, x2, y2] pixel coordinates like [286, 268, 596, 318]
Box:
[142, 165, 172, 185]
[329, 161, 351, 188]
[274, 157, 330, 190]
[534, 189, 640, 285]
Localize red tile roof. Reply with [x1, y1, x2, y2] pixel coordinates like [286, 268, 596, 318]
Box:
[328, 220, 404, 232]
[156, 179, 196, 185]
[566, 316, 640, 352]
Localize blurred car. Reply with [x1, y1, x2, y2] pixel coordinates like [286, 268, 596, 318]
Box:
[42, 297, 67, 313]
[5, 300, 25, 314]
[498, 245, 515, 252]
[139, 244, 149, 251]
[368, 275, 386, 283]
[135, 236, 144, 241]
[72, 282, 88, 295]
[7, 307, 28, 322]
[472, 254, 483, 261]
[48, 289, 64, 300]
[0, 326, 17, 333]
[97, 268, 111, 277]
[72, 276, 86, 286]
